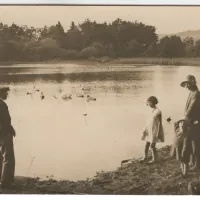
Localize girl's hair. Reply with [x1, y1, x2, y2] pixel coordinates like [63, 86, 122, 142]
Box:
[147, 96, 158, 105]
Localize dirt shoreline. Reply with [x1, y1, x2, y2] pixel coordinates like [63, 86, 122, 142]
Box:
[2, 145, 200, 194]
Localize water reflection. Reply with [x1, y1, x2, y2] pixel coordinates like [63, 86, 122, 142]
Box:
[1, 64, 197, 181]
[0, 67, 155, 95]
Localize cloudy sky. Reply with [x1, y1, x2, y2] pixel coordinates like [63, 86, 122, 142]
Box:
[0, 6, 199, 34]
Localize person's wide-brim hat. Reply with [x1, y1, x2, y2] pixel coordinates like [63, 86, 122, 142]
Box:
[181, 75, 196, 87]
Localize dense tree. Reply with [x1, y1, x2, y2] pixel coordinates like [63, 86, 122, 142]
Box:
[126, 40, 145, 57]
[183, 36, 194, 48]
[157, 36, 185, 58]
[63, 21, 84, 51]
[144, 41, 158, 57]
[194, 39, 200, 56]
[183, 37, 196, 57]
[0, 19, 198, 62]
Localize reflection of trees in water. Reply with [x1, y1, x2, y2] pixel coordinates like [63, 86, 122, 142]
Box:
[0, 67, 40, 74]
[0, 70, 154, 94]
[0, 70, 152, 83]
[0, 73, 66, 84]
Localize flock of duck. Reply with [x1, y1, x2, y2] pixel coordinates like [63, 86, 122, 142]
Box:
[26, 86, 97, 102]
[26, 85, 96, 121]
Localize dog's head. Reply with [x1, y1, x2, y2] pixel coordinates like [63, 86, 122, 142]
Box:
[174, 119, 189, 133]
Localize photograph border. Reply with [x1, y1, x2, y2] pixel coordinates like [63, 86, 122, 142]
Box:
[0, 1, 199, 200]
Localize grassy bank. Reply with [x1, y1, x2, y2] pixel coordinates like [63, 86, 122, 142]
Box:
[0, 60, 99, 66]
[1, 57, 200, 67]
[2, 145, 200, 195]
[111, 57, 200, 66]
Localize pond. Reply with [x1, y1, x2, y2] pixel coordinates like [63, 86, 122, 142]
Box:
[0, 63, 198, 181]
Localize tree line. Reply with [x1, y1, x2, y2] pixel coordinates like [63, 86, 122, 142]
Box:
[0, 18, 200, 62]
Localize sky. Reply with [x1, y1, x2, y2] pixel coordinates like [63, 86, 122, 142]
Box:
[0, 6, 200, 34]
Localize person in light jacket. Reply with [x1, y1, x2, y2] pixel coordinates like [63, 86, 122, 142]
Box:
[181, 75, 200, 170]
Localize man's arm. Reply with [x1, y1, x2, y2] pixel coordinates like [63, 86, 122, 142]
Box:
[185, 92, 198, 120]
[0, 102, 15, 136]
[0, 101, 11, 128]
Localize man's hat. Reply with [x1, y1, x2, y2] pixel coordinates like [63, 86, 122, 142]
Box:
[181, 75, 196, 87]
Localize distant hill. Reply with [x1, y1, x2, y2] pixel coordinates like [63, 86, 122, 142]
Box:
[158, 29, 200, 41]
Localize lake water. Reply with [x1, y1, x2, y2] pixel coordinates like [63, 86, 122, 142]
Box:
[0, 63, 199, 181]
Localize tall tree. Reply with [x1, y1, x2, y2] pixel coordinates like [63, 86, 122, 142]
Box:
[158, 35, 185, 58]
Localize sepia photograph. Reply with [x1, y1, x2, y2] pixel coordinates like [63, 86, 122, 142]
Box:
[0, 4, 200, 195]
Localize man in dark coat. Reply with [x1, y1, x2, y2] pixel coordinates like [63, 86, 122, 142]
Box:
[181, 75, 200, 170]
[0, 87, 15, 189]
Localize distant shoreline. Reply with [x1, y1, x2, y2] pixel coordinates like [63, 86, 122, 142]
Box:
[0, 57, 200, 67]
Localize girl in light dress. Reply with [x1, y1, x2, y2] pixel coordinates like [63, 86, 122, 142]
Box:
[141, 96, 164, 163]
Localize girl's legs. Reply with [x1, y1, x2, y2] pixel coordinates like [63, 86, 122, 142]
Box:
[141, 142, 150, 161]
[180, 162, 184, 174]
[149, 142, 156, 163]
[183, 163, 188, 176]
[180, 162, 188, 177]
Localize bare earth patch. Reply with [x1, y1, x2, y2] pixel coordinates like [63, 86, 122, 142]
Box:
[1, 145, 200, 194]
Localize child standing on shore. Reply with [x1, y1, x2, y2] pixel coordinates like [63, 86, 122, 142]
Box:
[141, 96, 164, 163]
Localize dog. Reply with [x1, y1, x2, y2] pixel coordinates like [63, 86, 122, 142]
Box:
[171, 119, 191, 177]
